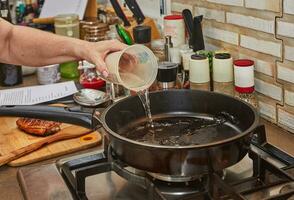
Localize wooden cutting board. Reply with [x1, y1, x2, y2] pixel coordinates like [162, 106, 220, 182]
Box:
[0, 117, 102, 166]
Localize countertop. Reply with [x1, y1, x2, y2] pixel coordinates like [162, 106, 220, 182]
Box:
[0, 74, 293, 200]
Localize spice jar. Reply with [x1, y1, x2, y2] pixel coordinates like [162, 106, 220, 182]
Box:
[189, 54, 210, 91]
[79, 61, 105, 90]
[133, 25, 151, 48]
[157, 62, 178, 90]
[83, 23, 109, 42]
[80, 20, 99, 40]
[213, 53, 234, 96]
[234, 59, 257, 108]
[54, 14, 80, 38]
[163, 15, 185, 47]
[151, 39, 165, 62]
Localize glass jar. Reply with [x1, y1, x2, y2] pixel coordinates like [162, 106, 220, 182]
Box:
[54, 14, 80, 80]
[79, 61, 105, 90]
[235, 91, 258, 108]
[234, 59, 258, 108]
[83, 23, 109, 42]
[151, 39, 165, 62]
[54, 14, 80, 38]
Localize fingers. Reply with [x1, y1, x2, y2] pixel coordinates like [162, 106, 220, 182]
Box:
[93, 57, 109, 77]
[102, 39, 128, 52]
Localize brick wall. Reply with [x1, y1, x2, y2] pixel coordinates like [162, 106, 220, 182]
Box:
[171, 0, 294, 133]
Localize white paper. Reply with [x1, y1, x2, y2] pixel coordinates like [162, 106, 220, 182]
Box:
[40, 0, 88, 20]
[0, 81, 78, 105]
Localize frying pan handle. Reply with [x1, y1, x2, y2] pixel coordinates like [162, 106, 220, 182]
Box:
[0, 105, 93, 129]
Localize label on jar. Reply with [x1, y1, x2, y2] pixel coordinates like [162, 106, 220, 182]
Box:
[234, 64, 254, 88]
[164, 18, 185, 47]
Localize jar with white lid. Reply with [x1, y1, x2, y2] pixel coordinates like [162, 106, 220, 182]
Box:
[189, 54, 210, 91]
[234, 59, 257, 108]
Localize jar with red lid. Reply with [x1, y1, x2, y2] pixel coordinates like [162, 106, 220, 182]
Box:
[233, 59, 257, 108]
[163, 15, 185, 48]
[79, 61, 105, 90]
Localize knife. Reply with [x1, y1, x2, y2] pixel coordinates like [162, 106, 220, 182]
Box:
[125, 0, 145, 24]
[192, 15, 205, 51]
[182, 9, 194, 49]
[110, 0, 131, 27]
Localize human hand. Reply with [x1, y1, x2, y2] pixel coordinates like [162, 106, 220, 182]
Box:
[83, 40, 128, 77]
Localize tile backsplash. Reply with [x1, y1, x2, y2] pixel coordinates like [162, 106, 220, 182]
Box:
[171, 0, 294, 133]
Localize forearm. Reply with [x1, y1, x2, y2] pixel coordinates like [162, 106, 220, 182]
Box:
[0, 19, 88, 66]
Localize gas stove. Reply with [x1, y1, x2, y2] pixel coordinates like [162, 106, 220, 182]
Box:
[17, 125, 294, 200]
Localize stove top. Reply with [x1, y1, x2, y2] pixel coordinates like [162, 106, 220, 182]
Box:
[17, 125, 294, 200]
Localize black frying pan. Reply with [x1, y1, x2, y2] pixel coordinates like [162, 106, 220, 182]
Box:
[0, 90, 259, 176]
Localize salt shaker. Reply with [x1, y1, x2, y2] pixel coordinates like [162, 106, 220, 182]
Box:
[234, 59, 258, 108]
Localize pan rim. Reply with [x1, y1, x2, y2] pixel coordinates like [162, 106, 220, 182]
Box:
[100, 89, 259, 149]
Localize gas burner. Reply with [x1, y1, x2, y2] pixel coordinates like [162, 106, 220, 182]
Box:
[147, 172, 203, 183]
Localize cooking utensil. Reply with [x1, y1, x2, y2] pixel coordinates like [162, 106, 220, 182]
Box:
[193, 15, 205, 51]
[0, 126, 93, 167]
[182, 9, 194, 49]
[109, 0, 131, 27]
[125, 0, 145, 24]
[0, 90, 259, 176]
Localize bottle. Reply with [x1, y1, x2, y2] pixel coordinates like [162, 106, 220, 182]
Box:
[164, 35, 173, 62]
[234, 59, 258, 108]
[36, 0, 44, 17]
[15, 0, 25, 24]
[0, 0, 23, 86]
[24, 0, 34, 24]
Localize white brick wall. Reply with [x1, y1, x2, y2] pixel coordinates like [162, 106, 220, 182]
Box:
[278, 109, 294, 131]
[203, 27, 239, 45]
[284, 45, 294, 62]
[254, 59, 274, 77]
[284, 0, 294, 15]
[171, 0, 294, 133]
[207, 0, 243, 7]
[285, 90, 294, 107]
[277, 21, 294, 38]
[171, 2, 193, 13]
[205, 42, 220, 51]
[239, 54, 273, 76]
[240, 35, 282, 57]
[277, 63, 294, 84]
[195, 7, 225, 23]
[258, 101, 277, 122]
[227, 12, 275, 34]
[245, 0, 280, 12]
[255, 78, 283, 101]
